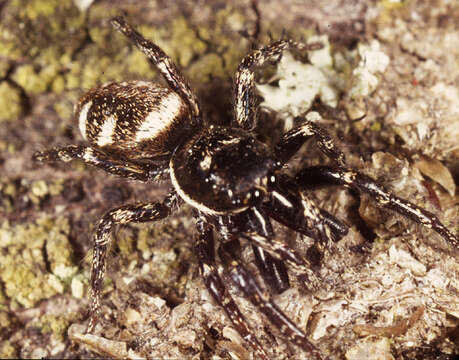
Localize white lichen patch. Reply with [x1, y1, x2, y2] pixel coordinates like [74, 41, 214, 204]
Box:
[348, 40, 390, 98]
[71, 275, 85, 299]
[388, 245, 426, 276]
[257, 35, 339, 124]
[345, 337, 394, 360]
[256, 36, 389, 128]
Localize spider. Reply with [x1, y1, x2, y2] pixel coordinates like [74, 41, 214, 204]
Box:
[33, 17, 458, 359]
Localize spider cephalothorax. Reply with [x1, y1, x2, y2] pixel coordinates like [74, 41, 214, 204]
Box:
[34, 17, 458, 359]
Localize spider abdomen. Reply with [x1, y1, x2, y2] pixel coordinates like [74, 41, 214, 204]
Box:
[75, 81, 193, 158]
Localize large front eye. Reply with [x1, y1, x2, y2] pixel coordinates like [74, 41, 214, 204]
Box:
[245, 187, 265, 207]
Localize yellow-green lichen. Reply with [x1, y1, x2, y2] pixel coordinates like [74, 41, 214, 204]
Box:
[0, 60, 9, 79]
[188, 53, 224, 83]
[1, 0, 86, 101]
[0, 82, 22, 121]
[0, 310, 12, 330]
[53, 99, 77, 126]
[379, 0, 407, 11]
[0, 287, 7, 311]
[34, 314, 72, 341]
[13, 0, 60, 20]
[3, 0, 85, 57]
[11, 63, 60, 95]
[153, 17, 207, 70]
[371, 122, 382, 132]
[29, 180, 49, 205]
[0, 341, 17, 359]
[0, 217, 76, 309]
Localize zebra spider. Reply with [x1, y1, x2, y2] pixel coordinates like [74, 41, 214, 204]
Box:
[33, 17, 458, 359]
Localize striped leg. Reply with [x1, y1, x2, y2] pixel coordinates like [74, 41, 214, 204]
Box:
[252, 245, 290, 294]
[296, 166, 458, 249]
[110, 17, 200, 118]
[33, 145, 169, 182]
[243, 231, 319, 285]
[194, 217, 268, 359]
[264, 174, 349, 245]
[246, 208, 291, 294]
[213, 211, 291, 294]
[233, 40, 321, 130]
[275, 119, 346, 166]
[86, 192, 179, 333]
[219, 242, 323, 359]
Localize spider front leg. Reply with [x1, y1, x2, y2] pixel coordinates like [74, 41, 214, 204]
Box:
[252, 246, 290, 294]
[86, 192, 180, 333]
[296, 166, 458, 249]
[110, 17, 200, 118]
[263, 174, 349, 244]
[194, 216, 268, 360]
[275, 117, 346, 166]
[233, 40, 321, 130]
[219, 241, 323, 359]
[218, 209, 291, 294]
[33, 145, 169, 182]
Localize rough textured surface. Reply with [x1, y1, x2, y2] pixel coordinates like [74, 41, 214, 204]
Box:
[0, 0, 458, 359]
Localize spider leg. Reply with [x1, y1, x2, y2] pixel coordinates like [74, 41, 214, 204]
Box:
[215, 212, 291, 295]
[251, 246, 290, 294]
[296, 166, 458, 249]
[245, 208, 291, 293]
[33, 145, 169, 182]
[213, 212, 290, 294]
[110, 17, 200, 119]
[86, 192, 180, 333]
[194, 216, 268, 360]
[264, 174, 349, 244]
[233, 40, 321, 130]
[219, 242, 323, 359]
[274, 117, 346, 166]
[242, 230, 320, 285]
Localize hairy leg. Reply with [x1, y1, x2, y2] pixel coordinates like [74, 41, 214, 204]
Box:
[213, 210, 291, 294]
[296, 166, 458, 249]
[233, 40, 321, 130]
[86, 192, 180, 332]
[274, 118, 345, 166]
[194, 215, 268, 359]
[111, 17, 201, 119]
[33, 145, 169, 182]
[264, 174, 349, 244]
[219, 241, 323, 359]
[246, 207, 290, 293]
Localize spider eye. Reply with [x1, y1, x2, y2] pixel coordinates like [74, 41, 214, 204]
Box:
[245, 187, 265, 206]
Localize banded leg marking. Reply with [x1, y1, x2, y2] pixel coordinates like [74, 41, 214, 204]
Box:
[86, 193, 179, 332]
[233, 40, 321, 130]
[219, 244, 323, 359]
[110, 17, 200, 118]
[275, 120, 346, 166]
[194, 217, 268, 359]
[33, 145, 169, 182]
[296, 166, 458, 249]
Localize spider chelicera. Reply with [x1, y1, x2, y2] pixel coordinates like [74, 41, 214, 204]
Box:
[33, 17, 458, 359]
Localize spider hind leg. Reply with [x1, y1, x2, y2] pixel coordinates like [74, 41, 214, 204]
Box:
[110, 17, 200, 118]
